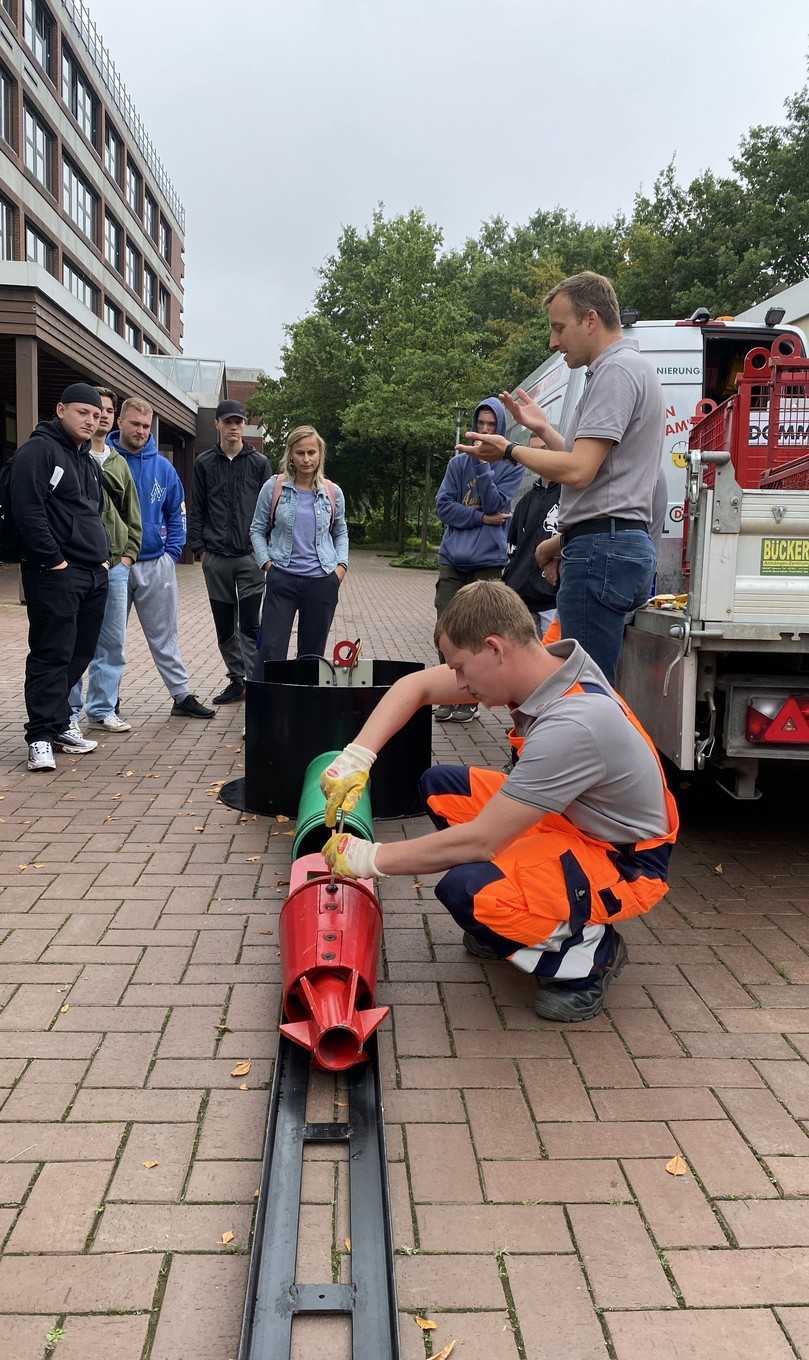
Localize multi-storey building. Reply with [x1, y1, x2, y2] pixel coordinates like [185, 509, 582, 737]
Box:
[0, 0, 196, 469]
[0, 0, 184, 354]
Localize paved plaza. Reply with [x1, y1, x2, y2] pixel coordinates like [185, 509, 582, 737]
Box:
[0, 553, 808, 1359]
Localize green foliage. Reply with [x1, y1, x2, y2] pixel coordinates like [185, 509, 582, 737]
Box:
[250, 69, 809, 533]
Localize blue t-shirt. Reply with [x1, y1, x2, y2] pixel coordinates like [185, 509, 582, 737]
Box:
[286, 491, 326, 577]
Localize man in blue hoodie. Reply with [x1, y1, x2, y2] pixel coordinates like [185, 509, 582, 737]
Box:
[434, 397, 524, 721]
[109, 397, 214, 719]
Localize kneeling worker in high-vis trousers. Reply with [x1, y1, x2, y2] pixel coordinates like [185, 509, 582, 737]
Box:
[321, 580, 678, 1023]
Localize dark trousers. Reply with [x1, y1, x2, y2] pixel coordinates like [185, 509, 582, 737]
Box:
[22, 563, 108, 743]
[254, 567, 339, 673]
[435, 563, 503, 663]
[202, 552, 264, 682]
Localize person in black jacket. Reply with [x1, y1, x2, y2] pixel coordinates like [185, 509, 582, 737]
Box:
[502, 469, 561, 638]
[188, 400, 271, 703]
[11, 383, 111, 771]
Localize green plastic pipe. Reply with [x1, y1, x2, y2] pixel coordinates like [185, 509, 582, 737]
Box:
[292, 750, 374, 861]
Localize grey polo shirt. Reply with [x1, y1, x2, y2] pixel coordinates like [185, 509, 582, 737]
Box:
[503, 640, 670, 844]
[558, 337, 666, 531]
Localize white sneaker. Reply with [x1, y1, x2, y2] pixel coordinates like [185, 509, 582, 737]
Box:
[87, 713, 131, 732]
[53, 728, 98, 754]
[27, 740, 56, 771]
[68, 715, 83, 738]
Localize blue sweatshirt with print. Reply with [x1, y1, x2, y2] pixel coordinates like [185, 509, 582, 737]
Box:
[436, 397, 524, 570]
[107, 431, 186, 562]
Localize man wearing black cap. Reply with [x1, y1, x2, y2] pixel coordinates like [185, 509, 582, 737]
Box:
[11, 383, 111, 771]
[188, 399, 271, 703]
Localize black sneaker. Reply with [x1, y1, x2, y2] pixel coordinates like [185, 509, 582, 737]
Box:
[213, 680, 245, 705]
[171, 694, 215, 719]
[462, 931, 501, 960]
[448, 704, 479, 723]
[534, 934, 628, 1023]
[434, 704, 455, 722]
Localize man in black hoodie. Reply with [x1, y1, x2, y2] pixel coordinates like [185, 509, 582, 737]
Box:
[11, 383, 111, 771]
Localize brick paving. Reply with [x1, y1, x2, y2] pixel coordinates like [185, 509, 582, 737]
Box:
[0, 553, 807, 1358]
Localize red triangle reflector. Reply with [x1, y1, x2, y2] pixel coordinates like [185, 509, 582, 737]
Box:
[764, 696, 809, 744]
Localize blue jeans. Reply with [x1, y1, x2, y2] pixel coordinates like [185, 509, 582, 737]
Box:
[69, 561, 130, 719]
[556, 529, 655, 685]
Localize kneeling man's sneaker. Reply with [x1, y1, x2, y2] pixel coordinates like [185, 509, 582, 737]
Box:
[433, 704, 454, 722]
[54, 728, 98, 754]
[27, 740, 56, 771]
[534, 934, 628, 1024]
[171, 694, 215, 719]
[462, 931, 501, 960]
[88, 713, 131, 732]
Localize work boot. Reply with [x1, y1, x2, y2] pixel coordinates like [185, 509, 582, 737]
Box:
[534, 934, 628, 1023]
[448, 704, 479, 722]
[433, 704, 454, 722]
[462, 931, 501, 960]
[213, 679, 245, 705]
[171, 694, 215, 719]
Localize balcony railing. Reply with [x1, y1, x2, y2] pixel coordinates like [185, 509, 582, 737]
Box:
[60, 0, 185, 230]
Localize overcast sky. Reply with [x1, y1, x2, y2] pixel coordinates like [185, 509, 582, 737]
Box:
[89, 0, 809, 372]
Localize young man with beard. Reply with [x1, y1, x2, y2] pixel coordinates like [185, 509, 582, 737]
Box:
[320, 580, 678, 1023]
[189, 399, 270, 704]
[68, 387, 142, 733]
[108, 398, 214, 719]
[11, 383, 110, 770]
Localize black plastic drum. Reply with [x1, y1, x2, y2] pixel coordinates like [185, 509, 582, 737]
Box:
[219, 657, 431, 818]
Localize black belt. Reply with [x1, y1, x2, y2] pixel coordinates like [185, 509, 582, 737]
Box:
[561, 516, 649, 545]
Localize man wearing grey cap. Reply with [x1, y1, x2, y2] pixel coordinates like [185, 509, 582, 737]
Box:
[189, 399, 271, 703]
[10, 383, 111, 770]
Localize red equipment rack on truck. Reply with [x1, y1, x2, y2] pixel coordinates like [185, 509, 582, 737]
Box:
[618, 337, 809, 798]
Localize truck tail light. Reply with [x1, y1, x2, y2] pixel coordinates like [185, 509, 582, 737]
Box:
[746, 695, 809, 745]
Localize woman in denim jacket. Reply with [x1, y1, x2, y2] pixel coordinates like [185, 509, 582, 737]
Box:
[250, 425, 349, 671]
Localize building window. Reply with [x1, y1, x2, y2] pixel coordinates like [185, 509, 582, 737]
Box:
[125, 239, 141, 295]
[104, 212, 122, 272]
[144, 191, 157, 241]
[159, 216, 171, 263]
[142, 335, 156, 355]
[126, 160, 141, 216]
[62, 158, 97, 242]
[63, 258, 99, 312]
[0, 196, 14, 260]
[104, 298, 121, 332]
[62, 46, 98, 145]
[25, 222, 52, 269]
[23, 106, 52, 192]
[105, 122, 122, 183]
[23, 0, 53, 76]
[143, 264, 157, 313]
[125, 319, 140, 350]
[0, 66, 13, 148]
[158, 285, 170, 329]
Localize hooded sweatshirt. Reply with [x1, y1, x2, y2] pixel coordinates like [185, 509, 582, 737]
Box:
[11, 418, 110, 569]
[107, 431, 186, 562]
[436, 397, 524, 571]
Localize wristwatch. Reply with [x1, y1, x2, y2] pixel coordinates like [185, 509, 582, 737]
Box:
[503, 442, 518, 464]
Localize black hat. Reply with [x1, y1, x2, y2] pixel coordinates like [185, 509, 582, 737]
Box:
[60, 382, 102, 408]
[216, 399, 246, 420]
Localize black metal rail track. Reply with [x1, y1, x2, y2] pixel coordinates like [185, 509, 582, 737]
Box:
[238, 1034, 400, 1360]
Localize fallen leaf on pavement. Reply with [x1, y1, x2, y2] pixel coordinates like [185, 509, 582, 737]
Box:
[239, 1083, 249, 1091]
[344, 1237, 351, 1252]
[714, 863, 724, 875]
[665, 1154, 688, 1177]
[415, 1317, 437, 1331]
[433, 1343, 456, 1359]
[60, 1004, 70, 1014]
[231, 1061, 252, 1077]
[221, 1231, 235, 1245]
[246, 856, 260, 863]
[275, 814, 290, 823]
[143, 1160, 159, 1170]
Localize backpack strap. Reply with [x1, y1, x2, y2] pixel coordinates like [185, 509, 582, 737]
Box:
[271, 475, 337, 526]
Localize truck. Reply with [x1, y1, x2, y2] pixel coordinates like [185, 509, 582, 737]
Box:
[512, 312, 809, 798]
